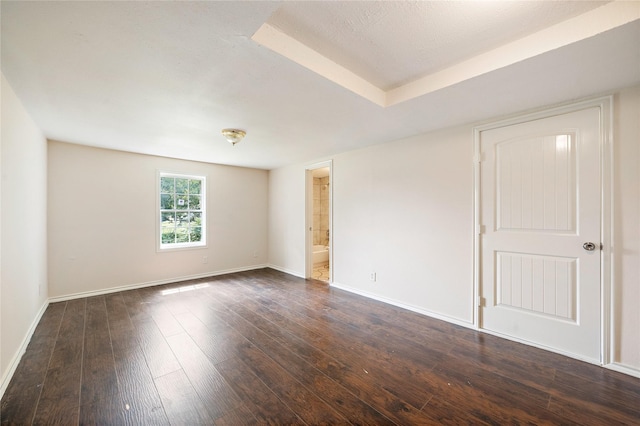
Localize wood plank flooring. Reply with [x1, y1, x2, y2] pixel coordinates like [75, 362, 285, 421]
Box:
[2, 268, 639, 425]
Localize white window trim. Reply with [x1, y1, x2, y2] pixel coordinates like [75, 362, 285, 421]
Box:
[157, 171, 207, 251]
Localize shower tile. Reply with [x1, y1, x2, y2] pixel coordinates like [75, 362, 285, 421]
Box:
[320, 216, 329, 229]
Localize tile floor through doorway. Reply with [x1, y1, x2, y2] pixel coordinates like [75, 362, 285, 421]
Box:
[312, 262, 330, 281]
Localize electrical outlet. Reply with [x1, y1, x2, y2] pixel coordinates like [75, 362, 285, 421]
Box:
[370, 272, 376, 282]
[253, 251, 258, 258]
[202, 256, 208, 264]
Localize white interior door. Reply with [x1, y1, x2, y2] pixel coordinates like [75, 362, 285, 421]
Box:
[479, 106, 602, 363]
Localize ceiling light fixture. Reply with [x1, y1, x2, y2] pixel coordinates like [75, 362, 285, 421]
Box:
[221, 128, 246, 146]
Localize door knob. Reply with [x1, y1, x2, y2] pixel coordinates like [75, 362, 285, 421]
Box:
[583, 242, 597, 251]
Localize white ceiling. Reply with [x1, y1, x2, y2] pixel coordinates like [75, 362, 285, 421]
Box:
[266, 1, 606, 90]
[2, 1, 639, 170]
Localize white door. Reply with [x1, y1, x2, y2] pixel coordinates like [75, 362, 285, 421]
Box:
[479, 106, 602, 363]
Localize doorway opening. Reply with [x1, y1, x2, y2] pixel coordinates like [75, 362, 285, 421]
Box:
[306, 162, 332, 282]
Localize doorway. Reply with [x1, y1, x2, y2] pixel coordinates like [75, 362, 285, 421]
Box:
[306, 162, 332, 282]
[475, 98, 612, 364]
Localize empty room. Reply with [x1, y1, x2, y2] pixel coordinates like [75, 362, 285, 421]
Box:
[1, 1, 639, 424]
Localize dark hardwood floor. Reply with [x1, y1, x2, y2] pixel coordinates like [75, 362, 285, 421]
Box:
[2, 268, 639, 425]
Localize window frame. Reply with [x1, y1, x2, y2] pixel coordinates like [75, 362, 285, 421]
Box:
[157, 171, 207, 251]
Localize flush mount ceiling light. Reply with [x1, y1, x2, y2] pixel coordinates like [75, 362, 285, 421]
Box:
[221, 128, 246, 146]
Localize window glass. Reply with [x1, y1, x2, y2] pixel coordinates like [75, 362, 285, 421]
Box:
[159, 173, 205, 249]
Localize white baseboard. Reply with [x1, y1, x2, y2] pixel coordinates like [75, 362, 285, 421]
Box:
[0, 299, 49, 400]
[330, 281, 640, 376]
[605, 362, 640, 378]
[267, 264, 305, 279]
[330, 281, 475, 330]
[48, 264, 270, 303]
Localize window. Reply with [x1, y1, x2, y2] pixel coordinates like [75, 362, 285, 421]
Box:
[159, 173, 206, 249]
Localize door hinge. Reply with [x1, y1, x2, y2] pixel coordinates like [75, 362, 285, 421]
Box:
[477, 296, 485, 307]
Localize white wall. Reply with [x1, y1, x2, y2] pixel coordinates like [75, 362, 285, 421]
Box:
[268, 85, 640, 372]
[269, 125, 474, 324]
[1, 73, 49, 388]
[268, 164, 306, 276]
[48, 141, 269, 298]
[333, 127, 474, 323]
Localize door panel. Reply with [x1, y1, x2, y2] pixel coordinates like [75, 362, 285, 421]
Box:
[480, 107, 601, 362]
[496, 133, 576, 233]
[497, 252, 576, 320]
